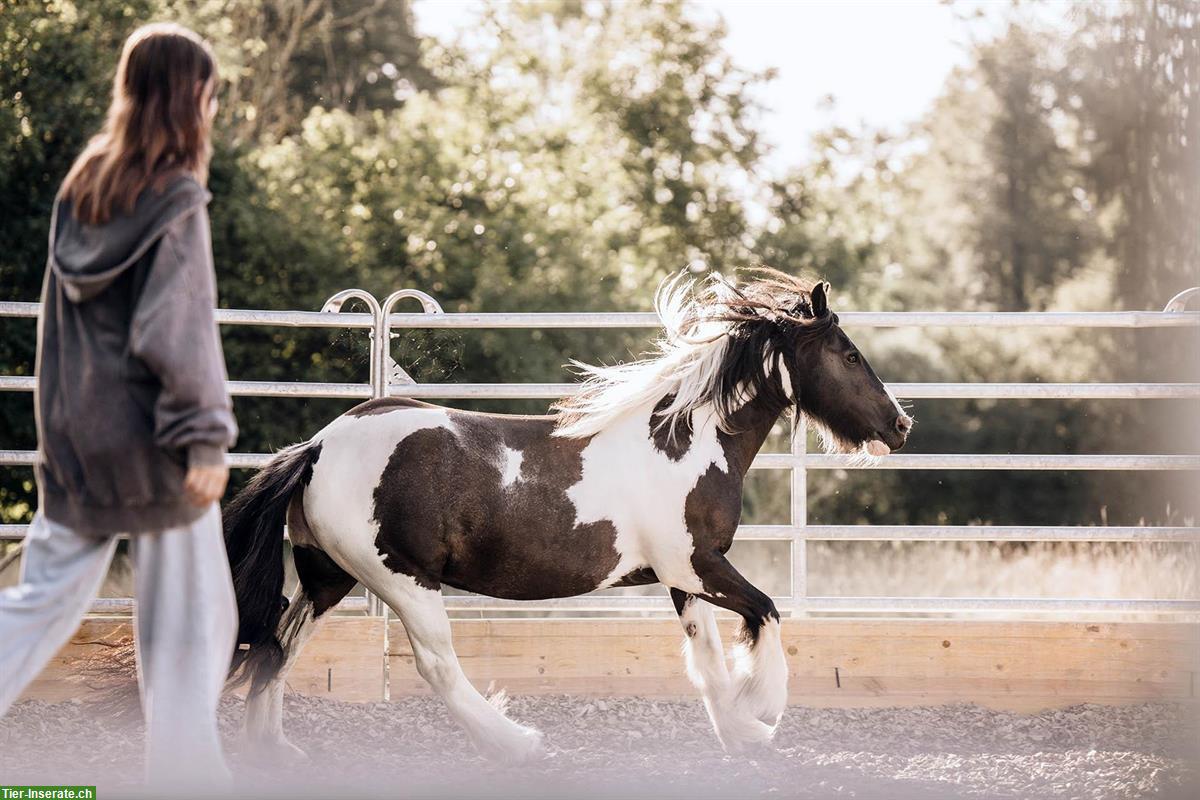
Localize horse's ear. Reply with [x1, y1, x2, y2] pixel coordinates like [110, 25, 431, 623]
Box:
[810, 281, 830, 317]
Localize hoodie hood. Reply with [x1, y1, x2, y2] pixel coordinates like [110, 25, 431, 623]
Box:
[50, 175, 211, 302]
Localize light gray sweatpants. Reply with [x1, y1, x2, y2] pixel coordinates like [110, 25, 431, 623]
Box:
[0, 505, 238, 790]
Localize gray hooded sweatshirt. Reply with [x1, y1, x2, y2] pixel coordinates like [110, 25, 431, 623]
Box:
[35, 174, 237, 536]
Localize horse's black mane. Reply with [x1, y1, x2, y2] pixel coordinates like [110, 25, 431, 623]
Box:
[553, 268, 836, 441]
[682, 268, 837, 436]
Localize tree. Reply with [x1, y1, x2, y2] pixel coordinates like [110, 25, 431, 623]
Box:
[755, 11, 1194, 530]
[231, 0, 772, 394]
[1062, 0, 1200, 314]
[164, 0, 438, 144]
[0, 0, 773, 516]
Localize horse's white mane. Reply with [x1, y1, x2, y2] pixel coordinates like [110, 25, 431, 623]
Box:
[552, 271, 749, 440]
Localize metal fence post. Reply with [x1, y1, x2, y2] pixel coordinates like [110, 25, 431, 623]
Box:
[322, 290, 385, 396]
[321, 290, 388, 616]
[379, 289, 445, 386]
[319, 289, 445, 619]
[1163, 287, 1198, 312]
[791, 414, 808, 616]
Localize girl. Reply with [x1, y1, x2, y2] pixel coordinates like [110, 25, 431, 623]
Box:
[0, 22, 238, 790]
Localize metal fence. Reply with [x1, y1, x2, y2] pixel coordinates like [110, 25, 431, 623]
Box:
[2, 286, 1199, 617]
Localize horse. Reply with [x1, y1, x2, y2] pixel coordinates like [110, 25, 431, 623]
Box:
[223, 268, 912, 762]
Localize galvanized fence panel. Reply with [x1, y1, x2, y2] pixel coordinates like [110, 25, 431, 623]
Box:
[1, 291, 1198, 616]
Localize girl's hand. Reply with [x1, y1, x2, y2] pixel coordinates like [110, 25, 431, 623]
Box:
[184, 463, 229, 506]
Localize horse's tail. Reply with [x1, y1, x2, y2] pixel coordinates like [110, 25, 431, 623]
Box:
[224, 440, 322, 692]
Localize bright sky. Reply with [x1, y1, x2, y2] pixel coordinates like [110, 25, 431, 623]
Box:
[690, 0, 980, 173]
[413, 0, 1011, 175]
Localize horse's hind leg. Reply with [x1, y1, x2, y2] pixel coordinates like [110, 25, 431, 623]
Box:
[241, 588, 314, 759]
[367, 571, 544, 763]
[242, 545, 356, 760]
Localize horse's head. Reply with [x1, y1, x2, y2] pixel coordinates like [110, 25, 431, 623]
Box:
[552, 268, 912, 455]
[773, 280, 912, 455]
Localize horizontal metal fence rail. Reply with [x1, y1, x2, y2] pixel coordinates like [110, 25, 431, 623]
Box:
[2, 293, 1198, 616]
[3, 301, 1200, 328]
[4, 522, 1199, 543]
[80, 594, 1195, 614]
[5, 375, 1200, 400]
[2, 448, 1197, 472]
[436, 595, 1200, 613]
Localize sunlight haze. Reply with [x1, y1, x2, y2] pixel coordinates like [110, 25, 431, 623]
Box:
[415, 0, 1006, 174]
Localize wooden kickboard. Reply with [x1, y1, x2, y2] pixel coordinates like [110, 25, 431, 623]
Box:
[19, 615, 386, 704]
[387, 619, 1199, 712]
[19, 617, 1197, 712]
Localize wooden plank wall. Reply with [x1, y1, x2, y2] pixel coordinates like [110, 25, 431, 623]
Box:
[20, 617, 1198, 712]
[20, 616, 386, 704]
[388, 619, 1199, 712]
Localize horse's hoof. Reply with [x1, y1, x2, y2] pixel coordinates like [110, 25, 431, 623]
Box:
[486, 725, 546, 764]
[721, 735, 778, 759]
[510, 725, 547, 763]
[714, 709, 776, 756]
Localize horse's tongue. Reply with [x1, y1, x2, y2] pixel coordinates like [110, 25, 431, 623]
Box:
[866, 440, 891, 457]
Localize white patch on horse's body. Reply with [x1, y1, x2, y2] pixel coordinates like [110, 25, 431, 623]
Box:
[775, 358, 794, 400]
[296, 408, 543, 762]
[303, 408, 454, 571]
[567, 401, 728, 594]
[499, 446, 523, 487]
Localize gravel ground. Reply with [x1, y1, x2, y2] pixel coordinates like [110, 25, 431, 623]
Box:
[1, 694, 1196, 799]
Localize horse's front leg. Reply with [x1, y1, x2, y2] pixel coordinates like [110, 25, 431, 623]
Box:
[669, 587, 774, 751]
[670, 553, 789, 751]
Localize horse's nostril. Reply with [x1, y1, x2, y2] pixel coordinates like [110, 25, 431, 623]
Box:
[895, 415, 913, 434]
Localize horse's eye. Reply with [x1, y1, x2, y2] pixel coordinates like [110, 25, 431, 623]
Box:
[846, 352, 860, 365]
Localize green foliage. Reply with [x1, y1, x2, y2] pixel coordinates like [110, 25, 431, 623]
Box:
[0, 0, 1196, 531]
[1061, 0, 1200, 313]
[162, 0, 438, 144]
[755, 8, 1198, 528]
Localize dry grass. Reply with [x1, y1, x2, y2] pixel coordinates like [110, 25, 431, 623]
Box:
[808, 540, 1199, 599]
[3, 541, 1196, 609]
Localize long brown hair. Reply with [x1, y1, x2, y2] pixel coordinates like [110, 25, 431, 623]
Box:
[60, 23, 217, 225]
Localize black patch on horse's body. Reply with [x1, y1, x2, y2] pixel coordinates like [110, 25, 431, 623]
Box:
[369, 409, 622, 599]
[610, 566, 659, 587]
[684, 462, 743, 553]
[292, 544, 357, 616]
[286, 466, 357, 618]
[298, 441, 323, 484]
[680, 391, 787, 644]
[650, 395, 693, 461]
[681, 393, 786, 556]
[669, 587, 691, 616]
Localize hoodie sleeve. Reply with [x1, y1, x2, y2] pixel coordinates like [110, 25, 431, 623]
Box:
[128, 204, 238, 467]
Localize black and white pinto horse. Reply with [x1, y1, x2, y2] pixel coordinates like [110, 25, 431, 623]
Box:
[225, 269, 911, 762]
